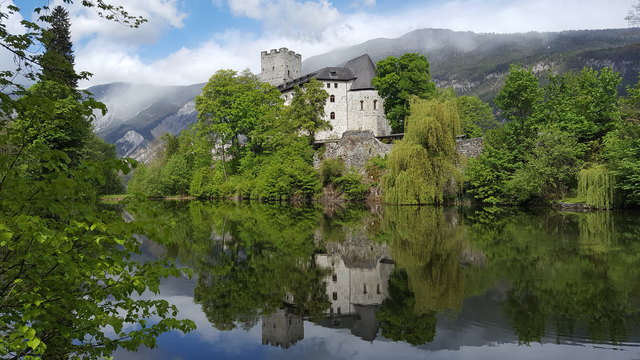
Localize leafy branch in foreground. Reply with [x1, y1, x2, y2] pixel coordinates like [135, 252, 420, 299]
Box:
[1, 2, 194, 359]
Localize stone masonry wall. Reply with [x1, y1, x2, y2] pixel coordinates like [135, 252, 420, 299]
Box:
[315, 131, 484, 171]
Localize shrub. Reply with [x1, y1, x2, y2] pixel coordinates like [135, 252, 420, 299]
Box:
[335, 173, 370, 201]
[319, 158, 346, 185]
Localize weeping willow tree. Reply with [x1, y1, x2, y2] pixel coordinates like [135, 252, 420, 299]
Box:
[385, 206, 467, 313]
[578, 165, 616, 209]
[383, 97, 462, 204]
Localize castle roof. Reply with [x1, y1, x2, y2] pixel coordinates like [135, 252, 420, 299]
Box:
[344, 54, 377, 90]
[277, 54, 377, 92]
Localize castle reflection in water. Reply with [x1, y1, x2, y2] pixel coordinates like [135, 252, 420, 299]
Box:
[262, 235, 395, 348]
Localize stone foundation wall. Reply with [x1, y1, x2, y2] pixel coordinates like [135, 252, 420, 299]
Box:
[315, 131, 484, 171]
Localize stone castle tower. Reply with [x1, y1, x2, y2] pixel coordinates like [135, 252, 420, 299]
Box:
[259, 47, 302, 86]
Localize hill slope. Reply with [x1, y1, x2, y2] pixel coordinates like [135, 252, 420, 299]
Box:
[304, 28, 640, 101]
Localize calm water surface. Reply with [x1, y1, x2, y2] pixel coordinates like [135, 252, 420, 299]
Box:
[116, 202, 640, 359]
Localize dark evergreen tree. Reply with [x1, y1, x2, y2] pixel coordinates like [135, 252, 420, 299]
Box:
[41, 6, 78, 88]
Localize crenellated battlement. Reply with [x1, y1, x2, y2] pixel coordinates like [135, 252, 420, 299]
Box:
[259, 47, 302, 86]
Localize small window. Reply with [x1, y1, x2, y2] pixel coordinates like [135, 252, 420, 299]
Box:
[363, 284, 367, 294]
[337, 307, 341, 315]
[327, 83, 331, 88]
[330, 71, 337, 76]
[330, 95, 335, 103]
[377, 284, 381, 294]
[332, 274, 337, 282]
[289, 318, 292, 325]
[330, 112, 336, 120]
[287, 70, 290, 77]
[332, 292, 338, 300]
[334, 83, 338, 88]
[360, 100, 364, 110]
[330, 307, 334, 314]
[373, 99, 377, 110]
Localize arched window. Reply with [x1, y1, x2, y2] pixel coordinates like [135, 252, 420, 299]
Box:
[330, 95, 335, 103]
[373, 99, 377, 110]
[330, 112, 336, 120]
[363, 284, 367, 294]
[360, 100, 364, 110]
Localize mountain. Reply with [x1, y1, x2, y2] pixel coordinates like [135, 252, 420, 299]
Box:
[88, 82, 203, 160]
[90, 28, 640, 159]
[304, 28, 640, 101]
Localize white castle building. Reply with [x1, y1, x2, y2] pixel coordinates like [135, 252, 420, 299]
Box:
[259, 48, 392, 141]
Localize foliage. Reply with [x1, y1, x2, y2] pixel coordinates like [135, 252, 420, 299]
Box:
[40, 6, 78, 88]
[603, 121, 640, 206]
[377, 270, 437, 345]
[334, 173, 369, 201]
[12, 81, 101, 166]
[132, 71, 326, 201]
[286, 78, 330, 143]
[466, 65, 623, 205]
[494, 64, 542, 131]
[372, 53, 437, 133]
[621, 75, 640, 123]
[504, 128, 585, 204]
[577, 165, 616, 209]
[455, 95, 498, 137]
[383, 97, 461, 204]
[536, 67, 621, 144]
[194, 69, 283, 167]
[127, 201, 329, 330]
[319, 158, 346, 185]
[0, 4, 194, 358]
[82, 134, 126, 195]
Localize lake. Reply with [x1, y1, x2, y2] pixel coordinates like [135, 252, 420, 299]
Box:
[115, 201, 640, 359]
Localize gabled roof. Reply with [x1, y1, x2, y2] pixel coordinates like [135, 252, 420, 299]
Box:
[277, 54, 377, 92]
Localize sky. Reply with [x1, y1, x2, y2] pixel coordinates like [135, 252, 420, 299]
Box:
[6, 0, 638, 88]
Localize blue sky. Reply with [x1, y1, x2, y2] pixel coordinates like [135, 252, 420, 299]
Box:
[7, 0, 637, 87]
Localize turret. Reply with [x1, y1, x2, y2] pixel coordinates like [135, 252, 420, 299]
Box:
[259, 47, 302, 86]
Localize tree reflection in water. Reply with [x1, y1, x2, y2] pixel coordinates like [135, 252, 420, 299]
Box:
[128, 201, 640, 348]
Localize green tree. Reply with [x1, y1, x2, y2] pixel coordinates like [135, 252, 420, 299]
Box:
[383, 97, 461, 204]
[0, 3, 193, 358]
[505, 128, 585, 204]
[494, 65, 542, 135]
[537, 67, 621, 144]
[40, 6, 78, 88]
[194, 69, 283, 167]
[456, 95, 498, 137]
[371, 53, 437, 133]
[286, 78, 330, 143]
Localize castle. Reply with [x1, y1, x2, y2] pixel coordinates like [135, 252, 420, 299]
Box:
[259, 48, 391, 141]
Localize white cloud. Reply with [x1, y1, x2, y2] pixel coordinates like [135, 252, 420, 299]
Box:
[75, 0, 635, 88]
[227, 0, 341, 40]
[61, 0, 187, 45]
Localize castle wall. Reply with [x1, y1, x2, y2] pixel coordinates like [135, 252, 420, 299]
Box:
[315, 253, 394, 315]
[347, 90, 390, 136]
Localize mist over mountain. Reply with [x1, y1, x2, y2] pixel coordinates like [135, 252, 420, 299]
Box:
[89, 82, 203, 160]
[89, 28, 640, 159]
[304, 28, 640, 101]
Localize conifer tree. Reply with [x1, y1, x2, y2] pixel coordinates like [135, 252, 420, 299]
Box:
[41, 6, 78, 88]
